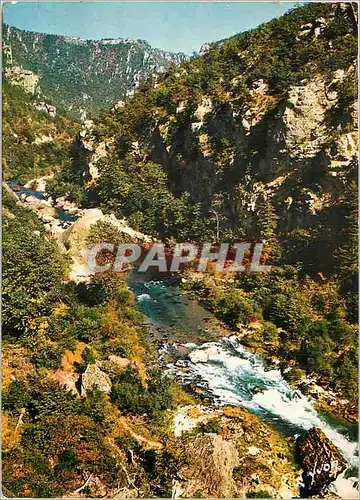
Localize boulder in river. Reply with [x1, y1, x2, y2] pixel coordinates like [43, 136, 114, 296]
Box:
[188, 345, 222, 363]
[296, 427, 347, 497]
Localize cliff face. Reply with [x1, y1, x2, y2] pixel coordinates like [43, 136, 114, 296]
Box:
[3, 24, 187, 118]
[66, 3, 357, 256]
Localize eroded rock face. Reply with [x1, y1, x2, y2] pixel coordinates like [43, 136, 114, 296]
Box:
[282, 78, 335, 159]
[296, 427, 347, 497]
[5, 65, 39, 94]
[81, 364, 112, 396]
[61, 208, 152, 260]
[173, 405, 299, 498]
[180, 433, 240, 498]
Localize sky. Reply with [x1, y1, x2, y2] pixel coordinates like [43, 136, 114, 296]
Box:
[4, 2, 298, 55]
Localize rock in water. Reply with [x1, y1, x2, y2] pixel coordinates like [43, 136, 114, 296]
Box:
[296, 427, 347, 497]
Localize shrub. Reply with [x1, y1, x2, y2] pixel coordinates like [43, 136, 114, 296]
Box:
[3, 380, 31, 413]
[31, 344, 63, 369]
[198, 418, 222, 435]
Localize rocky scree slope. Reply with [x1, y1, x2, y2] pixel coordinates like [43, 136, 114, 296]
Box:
[3, 24, 187, 118]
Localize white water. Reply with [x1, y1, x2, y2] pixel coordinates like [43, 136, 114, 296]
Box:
[164, 337, 359, 497]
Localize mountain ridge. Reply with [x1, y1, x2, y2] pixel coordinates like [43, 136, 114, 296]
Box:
[3, 23, 187, 118]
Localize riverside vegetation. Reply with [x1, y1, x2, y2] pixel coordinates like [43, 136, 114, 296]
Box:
[2, 2, 358, 498]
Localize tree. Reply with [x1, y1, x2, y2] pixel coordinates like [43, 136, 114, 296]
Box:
[3, 212, 68, 336]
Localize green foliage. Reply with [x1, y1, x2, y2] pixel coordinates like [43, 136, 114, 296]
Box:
[111, 368, 174, 419]
[261, 321, 279, 343]
[2, 78, 79, 182]
[2, 4, 358, 495]
[2, 203, 68, 336]
[47, 3, 357, 251]
[29, 380, 82, 418]
[31, 343, 63, 369]
[96, 157, 213, 240]
[54, 450, 80, 472]
[198, 418, 222, 434]
[82, 388, 114, 424]
[86, 220, 133, 248]
[74, 346, 97, 373]
[200, 285, 262, 328]
[246, 491, 273, 499]
[3, 380, 31, 413]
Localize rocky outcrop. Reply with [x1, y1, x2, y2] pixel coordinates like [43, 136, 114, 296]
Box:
[33, 101, 57, 118]
[5, 65, 39, 94]
[180, 433, 239, 498]
[81, 364, 112, 396]
[24, 175, 54, 193]
[296, 427, 347, 497]
[101, 356, 130, 378]
[60, 208, 152, 261]
[18, 193, 58, 221]
[173, 405, 299, 498]
[282, 77, 336, 158]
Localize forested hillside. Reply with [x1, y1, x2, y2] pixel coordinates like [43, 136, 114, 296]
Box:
[2, 78, 80, 182]
[2, 3, 358, 497]
[53, 3, 357, 251]
[3, 24, 187, 118]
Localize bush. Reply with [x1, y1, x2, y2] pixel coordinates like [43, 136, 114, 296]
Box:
[198, 418, 222, 434]
[3, 380, 31, 413]
[205, 287, 262, 328]
[3, 213, 68, 336]
[246, 491, 273, 498]
[111, 368, 174, 419]
[31, 344, 63, 369]
[261, 321, 279, 343]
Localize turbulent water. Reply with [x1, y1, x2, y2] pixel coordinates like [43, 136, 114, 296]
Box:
[129, 275, 359, 497]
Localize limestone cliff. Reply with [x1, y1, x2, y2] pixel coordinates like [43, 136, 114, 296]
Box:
[55, 3, 357, 256]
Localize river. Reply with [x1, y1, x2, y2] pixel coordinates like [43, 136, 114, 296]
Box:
[128, 271, 359, 498]
[7, 181, 77, 223]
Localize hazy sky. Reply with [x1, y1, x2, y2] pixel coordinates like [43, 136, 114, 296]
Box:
[4, 2, 298, 55]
